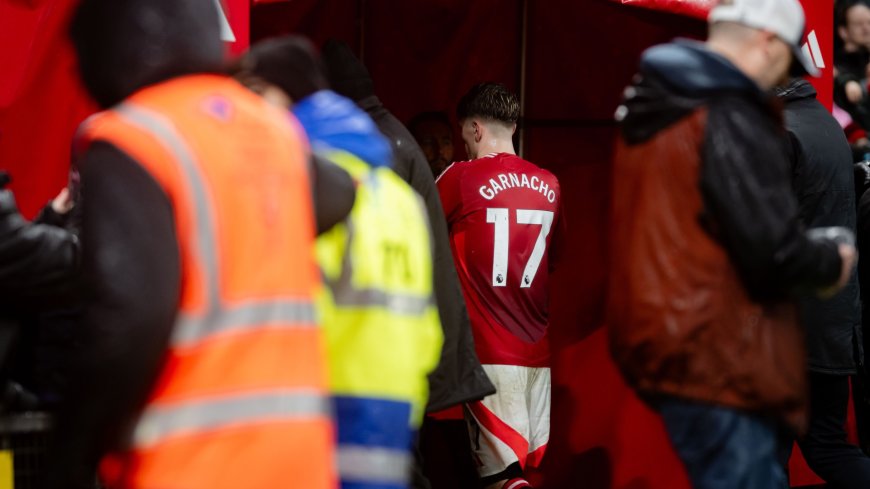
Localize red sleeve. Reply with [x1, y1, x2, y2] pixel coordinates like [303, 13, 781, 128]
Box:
[436, 163, 462, 227]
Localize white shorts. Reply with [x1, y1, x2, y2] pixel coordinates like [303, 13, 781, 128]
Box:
[464, 364, 551, 478]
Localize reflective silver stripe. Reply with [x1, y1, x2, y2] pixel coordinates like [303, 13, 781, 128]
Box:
[115, 104, 320, 346]
[330, 288, 432, 316]
[172, 300, 318, 347]
[114, 103, 222, 311]
[338, 445, 412, 484]
[325, 219, 433, 316]
[133, 391, 329, 448]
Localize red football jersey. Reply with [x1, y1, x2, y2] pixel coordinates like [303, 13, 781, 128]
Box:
[437, 153, 562, 367]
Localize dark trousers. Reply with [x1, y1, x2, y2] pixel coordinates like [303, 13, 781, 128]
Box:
[798, 373, 870, 489]
[657, 397, 788, 489]
[418, 418, 478, 489]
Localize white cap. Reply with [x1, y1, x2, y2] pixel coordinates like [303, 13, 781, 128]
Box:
[708, 0, 818, 77]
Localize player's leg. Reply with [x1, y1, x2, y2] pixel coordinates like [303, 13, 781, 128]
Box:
[526, 367, 551, 470]
[464, 365, 533, 489]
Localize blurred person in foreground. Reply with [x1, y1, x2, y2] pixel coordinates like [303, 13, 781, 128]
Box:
[409, 111, 455, 178]
[45, 0, 356, 487]
[438, 83, 563, 489]
[777, 75, 870, 488]
[608, 0, 856, 488]
[321, 40, 495, 414]
[235, 35, 444, 489]
[322, 40, 494, 489]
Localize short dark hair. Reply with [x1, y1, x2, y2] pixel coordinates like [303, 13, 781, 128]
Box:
[456, 83, 520, 125]
[408, 111, 452, 134]
[235, 36, 328, 101]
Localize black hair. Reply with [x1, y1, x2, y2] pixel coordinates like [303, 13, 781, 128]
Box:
[235, 36, 328, 102]
[837, 0, 870, 28]
[70, 0, 223, 108]
[321, 40, 374, 102]
[408, 111, 452, 134]
[456, 83, 520, 125]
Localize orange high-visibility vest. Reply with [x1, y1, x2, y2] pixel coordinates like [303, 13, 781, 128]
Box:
[77, 74, 336, 489]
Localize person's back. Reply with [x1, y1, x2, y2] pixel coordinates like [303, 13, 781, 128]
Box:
[609, 1, 854, 488]
[322, 40, 496, 413]
[79, 71, 336, 489]
[438, 153, 560, 366]
[777, 77, 870, 489]
[611, 47, 812, 421]
[317, 151, 443, 489]
[438, 83, 560, 489]
[47, 2, 338, 488]
[779, 78, 862, 374]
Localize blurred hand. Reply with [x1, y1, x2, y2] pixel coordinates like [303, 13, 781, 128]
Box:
[51, 187, 74, 215]
[818, 244, 857, 299]
[847, 81, 864, 104]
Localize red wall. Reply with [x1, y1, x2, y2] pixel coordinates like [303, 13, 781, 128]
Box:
[247, 1, 705, 486]
[0, 0, 95, 218]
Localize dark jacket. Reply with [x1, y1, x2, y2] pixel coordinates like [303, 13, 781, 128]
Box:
[0, 189, 80, 410]
[856, 166, 870, 366]
[609, 40, 843, 431]
[322, 40, 495, 411]
[834, 48, 870, 130]
[777, 78, 863, 375]
[0, 190, 79, 302]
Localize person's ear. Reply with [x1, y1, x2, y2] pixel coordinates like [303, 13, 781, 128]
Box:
[511, 123, 517, 136]
[473, 120, 483, 143]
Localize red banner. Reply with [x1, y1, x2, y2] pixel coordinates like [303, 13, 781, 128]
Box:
[612, 0, 716, 19]
[801, 0, 834, 108]
[217, 0, 249, 55]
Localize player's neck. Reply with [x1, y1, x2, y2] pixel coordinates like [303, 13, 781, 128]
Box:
[476, 138, 515, 158]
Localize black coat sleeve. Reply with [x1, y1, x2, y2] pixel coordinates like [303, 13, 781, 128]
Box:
[44, 142, 181, 489]
[859, 187, 870, 248]
[389, 122, 495, 410]
[311, 153, 355, 235]
[0, 191, 80, 301]
[700, 97, 842, 300]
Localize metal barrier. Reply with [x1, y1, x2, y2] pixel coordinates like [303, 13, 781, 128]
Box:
[0, 413, 52, 489]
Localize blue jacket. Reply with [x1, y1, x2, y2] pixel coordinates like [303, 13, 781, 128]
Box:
[292, 90, 392, 168]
